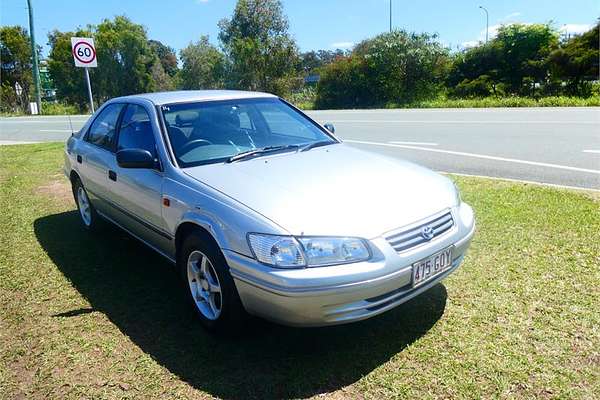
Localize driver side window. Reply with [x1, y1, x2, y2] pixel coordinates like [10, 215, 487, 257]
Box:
[117, 104, 157, 156]
[86, 103, 125, 151]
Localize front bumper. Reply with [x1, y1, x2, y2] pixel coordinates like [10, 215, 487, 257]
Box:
[225, 203, 475, 327]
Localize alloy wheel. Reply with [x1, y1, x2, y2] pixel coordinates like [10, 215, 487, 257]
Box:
[186, 250, 222, 320]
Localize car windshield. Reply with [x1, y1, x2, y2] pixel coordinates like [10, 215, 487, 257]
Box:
[160, 97, 337, 167]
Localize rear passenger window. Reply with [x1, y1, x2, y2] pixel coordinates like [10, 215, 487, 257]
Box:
[86, 104, 125, 150]
[117, 104, 156, 156]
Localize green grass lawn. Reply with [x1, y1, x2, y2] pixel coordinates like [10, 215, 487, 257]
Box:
[1, 143, 599, 399]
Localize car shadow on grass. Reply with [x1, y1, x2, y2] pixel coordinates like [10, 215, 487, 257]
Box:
[34, 211, 448, 400]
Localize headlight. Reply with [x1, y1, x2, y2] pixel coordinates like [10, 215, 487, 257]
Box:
[247, 234, 371, 268]
[298, 237, 370, 266]
[247, 234, 305, 268]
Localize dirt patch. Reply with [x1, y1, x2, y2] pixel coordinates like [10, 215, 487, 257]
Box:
[35, 180, 72, 204]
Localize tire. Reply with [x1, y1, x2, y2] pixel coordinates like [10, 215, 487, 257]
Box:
[178, 232, 245, 331]
[72, 178, 101, 231]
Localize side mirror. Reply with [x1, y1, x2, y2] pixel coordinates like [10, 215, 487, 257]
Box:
[116, 149, 156, 169]
[324, 122, 335, 134]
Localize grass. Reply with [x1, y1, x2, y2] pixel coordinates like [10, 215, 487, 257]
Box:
[1, 143, 599, 399]
[0, 102, 81, 117]
[401, 95, 600, 109]
[293, 95, 600, 110]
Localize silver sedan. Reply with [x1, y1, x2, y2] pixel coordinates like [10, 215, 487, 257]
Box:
[64, 90, 475, 330]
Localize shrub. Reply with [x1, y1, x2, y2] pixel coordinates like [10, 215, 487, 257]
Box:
[315, 30, 448, 109]
[286, 86, 316, 109]
[449, 75, 494, 98]
[41, 102, 80, 115]
[314, 56, 374, 109]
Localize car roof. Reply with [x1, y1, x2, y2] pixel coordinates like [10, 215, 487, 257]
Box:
[113, 90, 278, 106]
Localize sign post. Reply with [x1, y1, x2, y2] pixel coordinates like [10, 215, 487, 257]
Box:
[71, 37, 97, 113]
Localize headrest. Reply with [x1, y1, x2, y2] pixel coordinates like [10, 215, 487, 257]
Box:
[175, 111, 199, 126]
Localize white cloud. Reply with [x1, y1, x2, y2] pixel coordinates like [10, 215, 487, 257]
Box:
[559, 24, 593, 36]
[461, 23, 511, 48]
[485, 24, 502, 39]
[196, 0, 209, 3]
[500, 12, 522, 22]
[330, 41, 355, 49]
[462, 22, 594, 48]
[461, 40, 480, 48]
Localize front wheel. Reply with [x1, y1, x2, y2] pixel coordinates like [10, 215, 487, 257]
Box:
[179, 233, 245, 331]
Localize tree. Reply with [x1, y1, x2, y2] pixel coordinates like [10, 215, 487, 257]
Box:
[218, 0, 300, 95]
[447, 43, 502, 97]
[549, 23, 599, 95]
[93, 16, 156, 101]
[0, 26, 35, 113]
[300, 49, 348, 75]
[447, 23, 558, 97]
[47, 16, 157, 109]
[314, 55, 373, 108]
[150, 60, 175, 91]
[149, 39, 178, 77]
[494, 24, 558, 95]
[179, 36, 226, 90]
[47, 28, 93, 108]
[316, 30, 449, 108]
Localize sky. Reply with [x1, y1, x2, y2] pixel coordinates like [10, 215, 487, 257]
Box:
[1, 0, 598, 58]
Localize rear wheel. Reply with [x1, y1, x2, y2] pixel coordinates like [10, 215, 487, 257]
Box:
[72, 178, 100, 231]
[179, 232, 245, 331]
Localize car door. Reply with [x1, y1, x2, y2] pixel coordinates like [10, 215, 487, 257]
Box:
[109, 103, 171, 254]
[77, 103, 126, 217]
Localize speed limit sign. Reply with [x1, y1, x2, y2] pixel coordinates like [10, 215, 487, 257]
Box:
[71, 37, 97, 68]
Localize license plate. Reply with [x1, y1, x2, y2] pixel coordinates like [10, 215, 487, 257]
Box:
[412, 247, 453, 287]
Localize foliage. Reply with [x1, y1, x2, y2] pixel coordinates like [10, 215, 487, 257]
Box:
[47, 28, 94, 110]
[148, 39, 178, 77]
[149, 60, 175, 91]
[40, 101, 79, 115]
[6, 13, 598, 113]
[299, 49, 348, 75]
[314, 55, 374, 108]
[548, 23, 599, 96]
[404, 95, 600, 109]
[218, 0, 300, 95]
[316, 30, 449, 108]
[448, 24, 558, 97]
[0, 26, 36, 113]
[496, 24, 558, 94]
[92, 16, 156, 100]
[179, 36, 226, 90]
[286, 86, 316, 109]
[47, 16, 157, 110]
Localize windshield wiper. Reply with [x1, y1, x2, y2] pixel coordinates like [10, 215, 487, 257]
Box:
[299, 140, 335, 152]
[226, 145, 299, 163]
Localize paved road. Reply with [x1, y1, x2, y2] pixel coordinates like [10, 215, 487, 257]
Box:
[1, 108, 599, 189]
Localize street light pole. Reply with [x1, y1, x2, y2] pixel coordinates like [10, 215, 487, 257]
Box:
[389, 0, 392, 32]
[479, 5, 489, 44]
[26, 0, 42, 114]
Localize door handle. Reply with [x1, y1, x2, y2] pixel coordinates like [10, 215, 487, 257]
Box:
[76, 155, 82, 164]
[108, 170, 117, 181]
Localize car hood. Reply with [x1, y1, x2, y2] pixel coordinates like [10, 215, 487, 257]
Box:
[183, 143, 456, 238]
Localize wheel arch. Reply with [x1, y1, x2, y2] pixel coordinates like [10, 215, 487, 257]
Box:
[69, 169, 81, 184]
[175, 219, 225, 263]
[69, 170, 82, 199]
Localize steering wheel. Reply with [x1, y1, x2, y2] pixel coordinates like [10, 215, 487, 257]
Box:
[179, 139, 213, 154]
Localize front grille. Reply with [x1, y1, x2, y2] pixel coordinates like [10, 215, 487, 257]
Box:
[385, 211, 454, 253]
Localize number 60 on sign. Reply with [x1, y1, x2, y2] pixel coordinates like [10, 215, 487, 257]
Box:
[71, 37, 97, 68]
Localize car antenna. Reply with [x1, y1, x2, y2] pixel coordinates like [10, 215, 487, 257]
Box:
[68, 115, 74, 136]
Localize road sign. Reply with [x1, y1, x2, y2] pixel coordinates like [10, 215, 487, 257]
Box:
[71, 37, 97, 68]
[71, 37, 96, 112]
